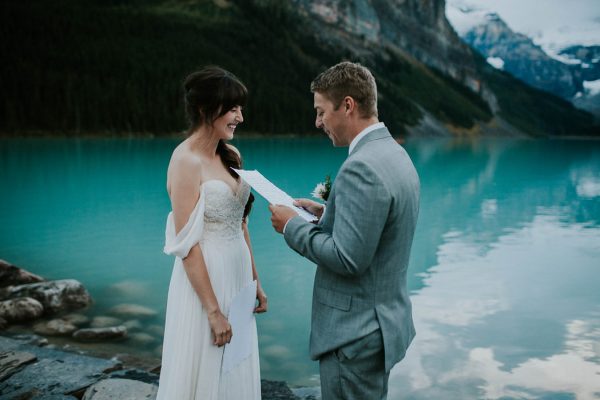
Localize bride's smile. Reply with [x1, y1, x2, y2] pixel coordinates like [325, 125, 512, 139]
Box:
[214, 106, 244, 140]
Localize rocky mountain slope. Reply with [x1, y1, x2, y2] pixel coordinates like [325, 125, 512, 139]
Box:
[293, 0, 480, 90]
[447, 5, 600, 119]
[463, 13, 581, 98]
[561, 45, 600, 117]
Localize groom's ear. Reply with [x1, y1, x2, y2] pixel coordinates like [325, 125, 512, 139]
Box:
[343, 96, 355, 115]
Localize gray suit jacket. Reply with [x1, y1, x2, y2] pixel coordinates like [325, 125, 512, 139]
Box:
[284, 126, 420, 372]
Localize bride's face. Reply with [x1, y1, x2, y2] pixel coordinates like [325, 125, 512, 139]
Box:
[212, 106, 244, 140]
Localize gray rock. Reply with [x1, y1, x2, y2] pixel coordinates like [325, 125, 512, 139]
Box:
[0, 259, 45, 289]
[1, 279, 92, 314]
[109, 304, 157, 319]
[261, 379, 301, 400]
[0, 339, 120, 398]
[73, 326, 128, 342]
[0, 335, 43, 350]
[110, 354, 160, 373]
[90, 316, 123, 328]
[0, 335, 309, 400]
[0, 350, 37, 381]
[0, 387, 42, 398]
[122, 319, 143, 331]
[0, 297, 44, 322]
[83, 378, 157, 399]
[0, 316, 7, 330]
[108, 368, 160, 385]
[148, 364, 161, 375]
[10, 333, 50, 347]
[33, 318, 78, 336]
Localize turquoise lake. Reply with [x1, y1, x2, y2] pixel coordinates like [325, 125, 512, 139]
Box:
[1, 136, 599, 399]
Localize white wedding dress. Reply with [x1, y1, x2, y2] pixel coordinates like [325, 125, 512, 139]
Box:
[157, 179, 261, 400]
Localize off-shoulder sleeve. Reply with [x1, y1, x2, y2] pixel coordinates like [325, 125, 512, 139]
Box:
[164, 186, 206, 259]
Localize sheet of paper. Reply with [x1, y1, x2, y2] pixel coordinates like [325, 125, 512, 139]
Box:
[222, 280, 257, 374]
[233, 168, 317, 222]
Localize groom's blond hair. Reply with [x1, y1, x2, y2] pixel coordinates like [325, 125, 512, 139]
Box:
[310, 61, 378, 118]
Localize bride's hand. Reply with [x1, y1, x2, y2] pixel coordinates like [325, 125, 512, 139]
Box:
[254, 283, 268, 314]
[207, 309, 232, 347]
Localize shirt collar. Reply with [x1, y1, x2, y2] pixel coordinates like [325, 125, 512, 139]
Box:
[348, 122, 385, 155]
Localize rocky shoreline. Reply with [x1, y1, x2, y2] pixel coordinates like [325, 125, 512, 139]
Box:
[0, 334, 308, 399]
[0, 259, 133, 344]
[0, 260, 318, 399]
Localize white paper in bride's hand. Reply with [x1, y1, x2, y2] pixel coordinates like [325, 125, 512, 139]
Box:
[222, 280, 257, 374]
[233, 168, 317, 222]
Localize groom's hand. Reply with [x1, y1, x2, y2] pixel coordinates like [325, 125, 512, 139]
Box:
[269, 204, 298, 234]
[294, 198, 324, 220]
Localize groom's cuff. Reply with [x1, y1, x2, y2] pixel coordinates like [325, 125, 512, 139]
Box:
[283, 219, 291, 234]
[283, 215, 299, 234]
[283, 215, 304, 236]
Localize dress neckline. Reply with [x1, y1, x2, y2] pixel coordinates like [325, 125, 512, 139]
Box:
[201, 178, 241, 196]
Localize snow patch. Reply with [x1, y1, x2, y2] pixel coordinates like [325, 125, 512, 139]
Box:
[445, 2, 489, 35]
[583, 79, 600, 96]
[552, 53, 583, 65]
[486, 57, 504, 69]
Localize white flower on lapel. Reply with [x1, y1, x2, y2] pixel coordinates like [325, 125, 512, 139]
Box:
[312, 175, 332, 201]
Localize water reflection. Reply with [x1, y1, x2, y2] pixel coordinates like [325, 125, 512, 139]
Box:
[382, 138, 600, 399]
[390, 212, 600, 399]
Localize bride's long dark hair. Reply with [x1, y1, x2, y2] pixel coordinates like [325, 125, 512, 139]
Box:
[183, 66, 254, 220]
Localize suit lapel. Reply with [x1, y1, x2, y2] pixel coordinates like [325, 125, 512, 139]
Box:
[324, 127, 391, 228]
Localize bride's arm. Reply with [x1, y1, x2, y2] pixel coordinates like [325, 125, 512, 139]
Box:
[182, 246, 232, 347]
[168, 154, 232, 347]
[242, 220, 268, 313]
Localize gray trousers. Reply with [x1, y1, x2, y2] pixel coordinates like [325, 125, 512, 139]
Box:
[319, 329, 390, 400]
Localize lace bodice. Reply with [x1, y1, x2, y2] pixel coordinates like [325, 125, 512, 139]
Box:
[164, 179, 251, 258]
[202, 179, 251, 240]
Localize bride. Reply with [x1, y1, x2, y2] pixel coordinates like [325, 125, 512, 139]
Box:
[157, 66, 267, 399]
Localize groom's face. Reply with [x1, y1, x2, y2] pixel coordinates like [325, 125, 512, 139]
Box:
[314, 92, 347, 147]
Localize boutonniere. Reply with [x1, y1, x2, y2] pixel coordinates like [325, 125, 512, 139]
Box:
[312, 175, 332, 202]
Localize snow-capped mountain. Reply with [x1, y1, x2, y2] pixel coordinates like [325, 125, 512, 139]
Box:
[446, 1, 600, 118]
[564, 45, 600, 117]
[464, 12, 580, 98]
[446, 0, 600, 58]
[559, 46, 600, 83]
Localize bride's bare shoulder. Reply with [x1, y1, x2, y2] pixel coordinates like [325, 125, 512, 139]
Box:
[166, 140, 203, 194]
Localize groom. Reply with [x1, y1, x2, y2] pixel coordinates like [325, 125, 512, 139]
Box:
[269, 61, 420, 399]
